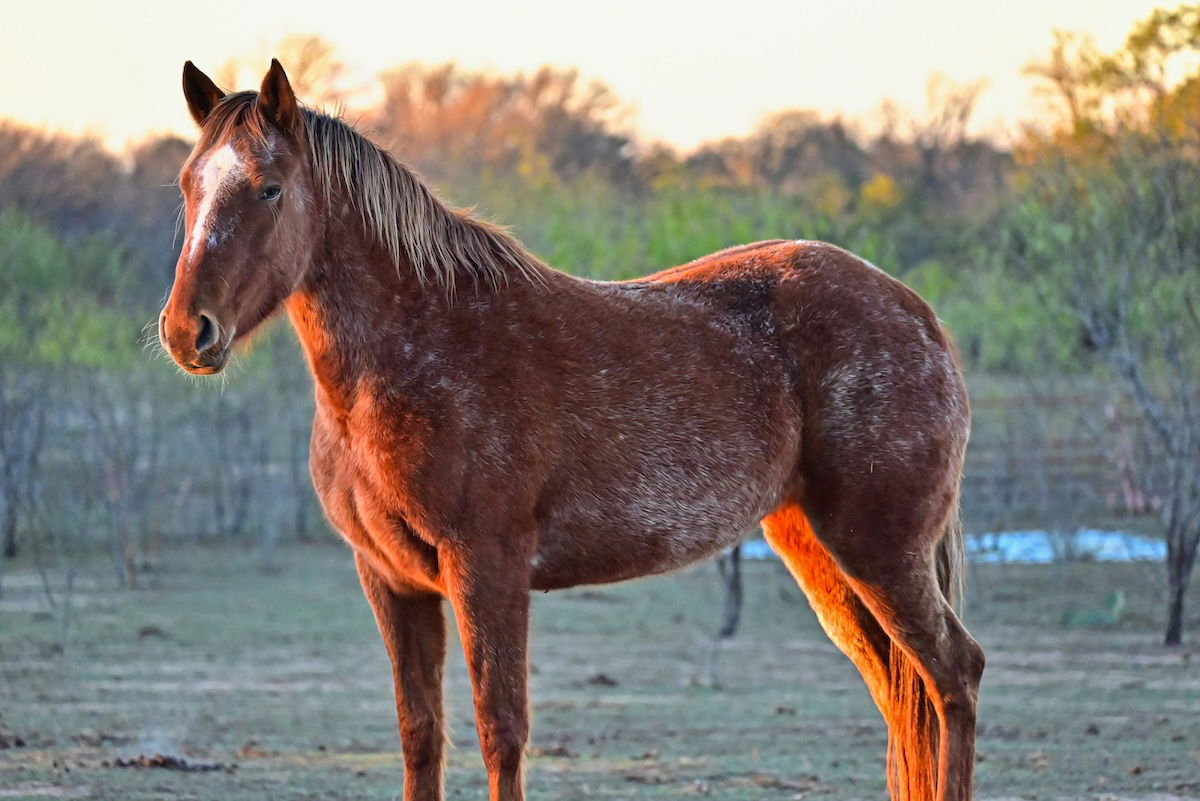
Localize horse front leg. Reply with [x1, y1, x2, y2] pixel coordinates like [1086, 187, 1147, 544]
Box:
[441, 540, 532, 801]
[355, 553, 448, 801]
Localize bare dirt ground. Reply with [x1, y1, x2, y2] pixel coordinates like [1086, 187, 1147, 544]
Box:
[1, 544, 1197, 800]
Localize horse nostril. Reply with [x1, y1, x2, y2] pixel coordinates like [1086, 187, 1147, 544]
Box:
[195, 313, 220, 353]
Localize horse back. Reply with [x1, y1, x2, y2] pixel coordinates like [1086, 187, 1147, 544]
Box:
[639, 236, 970, 514]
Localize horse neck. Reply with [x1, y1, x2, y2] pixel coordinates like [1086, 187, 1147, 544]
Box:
[284, 214, 449, 416]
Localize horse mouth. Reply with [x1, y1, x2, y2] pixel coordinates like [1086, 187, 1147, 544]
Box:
[178, 323, 235, 375]
[181, 345, 230, 374]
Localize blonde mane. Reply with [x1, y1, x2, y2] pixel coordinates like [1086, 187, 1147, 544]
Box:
[196, 92, 547, 293]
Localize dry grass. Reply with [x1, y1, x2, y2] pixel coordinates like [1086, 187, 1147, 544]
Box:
[0, 545, 1197, 800]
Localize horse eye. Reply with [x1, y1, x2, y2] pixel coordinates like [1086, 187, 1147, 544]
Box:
[259, 186, 282, 201]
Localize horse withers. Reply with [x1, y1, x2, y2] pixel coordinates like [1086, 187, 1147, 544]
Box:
[159, 59, 983, 801]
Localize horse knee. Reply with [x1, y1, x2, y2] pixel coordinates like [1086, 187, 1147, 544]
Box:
[479, 716, 527, 772]
[952, 628, 985, 696]
[400, 715, 443, 772]
[938, 638, 984, 719]
[964, 635, 985, 685]
[939, 607, 984, 689]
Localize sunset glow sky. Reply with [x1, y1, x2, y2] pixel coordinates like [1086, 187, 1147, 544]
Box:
[0, 0, 1166, 151]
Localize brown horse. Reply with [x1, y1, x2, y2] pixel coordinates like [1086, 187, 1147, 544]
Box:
[159, 60, 984, 801]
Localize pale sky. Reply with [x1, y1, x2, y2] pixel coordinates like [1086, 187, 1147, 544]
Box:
[0, 0, 1166, 152]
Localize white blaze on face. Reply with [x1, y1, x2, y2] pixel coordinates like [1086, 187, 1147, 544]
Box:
[187, 144, 247, 262]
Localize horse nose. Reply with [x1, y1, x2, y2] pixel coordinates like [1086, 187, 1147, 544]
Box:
[159, 304, 228, 372]
[195, 312, 220, 353]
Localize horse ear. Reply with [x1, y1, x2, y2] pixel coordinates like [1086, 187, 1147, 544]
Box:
[258, 59, 300, 134]
[182, 61, 225, 126]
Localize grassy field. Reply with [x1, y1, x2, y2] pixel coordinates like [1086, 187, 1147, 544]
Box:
[1, 543, 1197, 801]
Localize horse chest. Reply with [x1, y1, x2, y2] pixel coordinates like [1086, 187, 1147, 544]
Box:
[309, 410, 442, 594]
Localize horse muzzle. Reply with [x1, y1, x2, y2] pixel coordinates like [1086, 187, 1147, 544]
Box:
[159, 307, 232, 374]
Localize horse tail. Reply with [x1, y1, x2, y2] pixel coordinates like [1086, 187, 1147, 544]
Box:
[936, 501, 966, 610]
[886, 502, 964, 800]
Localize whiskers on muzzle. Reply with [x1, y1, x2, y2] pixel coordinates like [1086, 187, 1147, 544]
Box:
[141, 316, 171, 362]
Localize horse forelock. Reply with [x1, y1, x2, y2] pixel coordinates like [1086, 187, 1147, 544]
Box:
[186, 91, 546, 294]
[187, 92, 276, 163]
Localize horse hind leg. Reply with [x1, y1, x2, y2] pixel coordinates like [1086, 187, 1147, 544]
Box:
[819, 504, 984, 801]
[848, 561, 983, 801]
[764, 505, 939, 800]
[762, 504, 893, 714]
[766, 499, 983, 801]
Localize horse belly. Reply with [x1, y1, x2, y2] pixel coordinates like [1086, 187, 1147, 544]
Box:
[531, 457, 785, 589]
